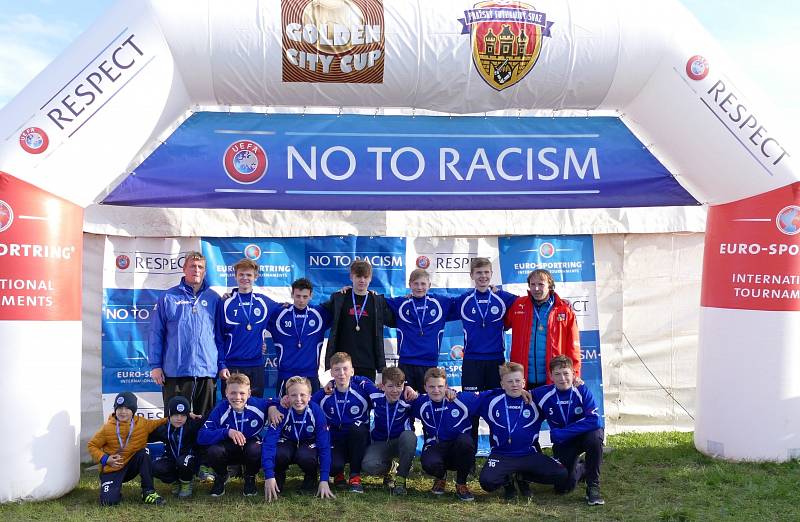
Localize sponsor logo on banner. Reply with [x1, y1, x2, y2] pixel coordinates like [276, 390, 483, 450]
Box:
[539, 241, 555, 258]
[19, 127, 49, 154]
[223, 140, 268, 184]
[281, 0, 385, 83]
[450, 344, 464, 360]
[416, 256, 431, 269]
[458, 1, 553, 91]
[775, 205, 800, 235]
[702, 182, 800, 311]
[685, 55, 709, 81]
[0, 200, 13, 233]
[685, 55, 789, 173]
[244, 244, 263, 260]
[116, 255, 131, 270]
[499, 235, 595, 283]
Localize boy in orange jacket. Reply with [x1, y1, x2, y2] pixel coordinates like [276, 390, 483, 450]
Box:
[87, 392, 168, 506]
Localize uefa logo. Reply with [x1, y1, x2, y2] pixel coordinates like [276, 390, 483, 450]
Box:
[0, 200, 13, 233]
[416, 255, 431, 269]
[775, 205, 800, 235]
[222, 140, 268, 184]
[449, 345, 464, 360]
[538, 242, 555, 259]
[116, 255, 131, 270]
[19, 127, 49, 154]
[243, 244, 262, 260]
[685, 55, 709, 81]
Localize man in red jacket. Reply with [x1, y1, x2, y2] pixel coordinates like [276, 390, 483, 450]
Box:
[505, 269, 582, 389]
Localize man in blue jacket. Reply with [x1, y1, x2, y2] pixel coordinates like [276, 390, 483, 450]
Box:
[148, 251, 222, 417]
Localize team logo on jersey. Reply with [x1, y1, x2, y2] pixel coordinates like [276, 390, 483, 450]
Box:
[490, 305, 500, 315]
[776, 205, 800, 235]
[250, 419, 258, 427]
[308, 319, 316, 326]
[522, 409, 531, 418]
[459, 1, 553, 91]
[450, 345, 464, 360]
[223, 140, 268, 184]
[0, 200, 14, 233]
[176, 403, 185, 413]
[350, 405, 360, 415]
[538, 242, 555, 258]
[574, 407, 583, 415]
[201, 300, 208, 307]
[451, 409, 460, 418]
[115, 255, 131, 270]
[306, 425, 314, 432]
[254, 308, 262, 316]
[416, 255, 431, 269]
[685, 55, 709, 81]
[19, 127, 49, 154]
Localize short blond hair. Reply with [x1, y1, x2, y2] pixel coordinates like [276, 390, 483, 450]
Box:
[226, 373, 251, 387]
[285, 376, 312, 394]
[408, 268, 431, 285]
[424, 367, 447, 384]
[233, 258, 259, 274]
[498, 361, 524, 378]
[470, 257, 492, 274]
[329, 351, 352, 367]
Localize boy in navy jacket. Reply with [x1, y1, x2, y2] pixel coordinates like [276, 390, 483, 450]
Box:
[262, 376, 335, 501]
[534, 355, 605, 505]
[149, 396, 203, 498]
[479, 362, 569, 500]
[198, 373, 275, 497]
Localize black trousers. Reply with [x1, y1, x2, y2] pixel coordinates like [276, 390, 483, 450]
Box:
[420, 433, 475, 485]
[276, 375, 321, 397]
[205, 438, 262, 478]
[162, 376, 216, 417]
[330, 423, 370, 477]
[553, 428, 604, 489]
[221, 366, 265, 399]
[152, 453, 199, 483]
[275, 440, 319, 488]
[398, 363, 432, 393]
[462, 358, 504, 445]
[479, 451, 568, 492]
[353, 367, 377, 382]
[98, 448, 154, 505]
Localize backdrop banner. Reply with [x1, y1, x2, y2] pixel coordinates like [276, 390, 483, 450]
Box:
[101, 234, 603, 451]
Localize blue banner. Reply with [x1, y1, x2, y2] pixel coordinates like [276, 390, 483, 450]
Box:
[103, 112, 698, 210]
[498, 235, 596, 283]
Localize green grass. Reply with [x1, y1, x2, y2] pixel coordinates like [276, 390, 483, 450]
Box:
[2, 432, 798, 521]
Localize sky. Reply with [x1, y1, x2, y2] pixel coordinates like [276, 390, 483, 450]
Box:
[0, 0, 797, 142]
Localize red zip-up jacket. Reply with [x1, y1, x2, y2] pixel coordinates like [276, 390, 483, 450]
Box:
[504, 291, 581, 384]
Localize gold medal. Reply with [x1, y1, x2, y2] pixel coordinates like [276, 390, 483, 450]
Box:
[538, 325, 544, 331]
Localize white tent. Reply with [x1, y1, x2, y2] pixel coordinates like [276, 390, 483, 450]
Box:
[0, 0, 797, 502]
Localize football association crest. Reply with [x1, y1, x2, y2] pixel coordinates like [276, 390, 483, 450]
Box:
[0, 200, 14, 233]
[459, 1, 553, 91]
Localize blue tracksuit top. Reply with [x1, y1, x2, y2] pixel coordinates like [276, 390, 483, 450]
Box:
[369, 393, 414, 442]
[534, 384, 602, 445]
[148, 277, 222, 378]
[411, 392, 481, 443]
[479, 388, 543, 457]
[261, 402, 331, 481]
[450, 288, 517, 361]
[197, 396, 275, 445]
[385, 294, 454, 367]
[312, 375, 378, 441]
[267, 304, 332, 379]
[217, 290, 280, 369]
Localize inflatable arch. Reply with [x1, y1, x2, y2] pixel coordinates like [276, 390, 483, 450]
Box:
[0, 0, 797, 502]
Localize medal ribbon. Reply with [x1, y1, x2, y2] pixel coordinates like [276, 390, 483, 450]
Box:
[557, 387, 575, 426]
[386, 399, 401, 439]
[472, 290, 490, 326]
[427, 399, 444, 442]
[352, 291, 369, 330]
[167, 424, 183, 460]
[333, 387, 351, 428]
[115, 419, 135, 452]
[289, 407, 310, 441]
[503, 395, 522, 444]
[237, 291, 253, 327]
[533, 295, 553, 331]
[409, 296, 428, 334]
[292, 307, 308, 346]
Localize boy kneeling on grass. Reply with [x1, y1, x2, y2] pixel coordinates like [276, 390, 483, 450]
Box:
[148, 396, 203, 498]
[87, 392, 167, 506]
[534, 355, 605, 506]
[263, 376, 335, 501]
[478, 362, 569, 501]
[198, 372, 275, 497]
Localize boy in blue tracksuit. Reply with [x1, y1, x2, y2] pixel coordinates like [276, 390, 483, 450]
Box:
[149, 396, 203, 498]
[534, 355, 605, 506]
[198, 373, 275, 497]
[479, 362, 569, 500]
[262, 376, 335, 501]
[384, 268, 455, 392]
[148, 251, 222, 417]
[267, 278, 332, 395]
[411, 367, 481, 502]
[216, 258, 281, 398]
[311, 351, 377, 493]
[360, 366, 418, 496]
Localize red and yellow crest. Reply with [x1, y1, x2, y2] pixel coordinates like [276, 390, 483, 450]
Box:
[459, 1, 553, 91]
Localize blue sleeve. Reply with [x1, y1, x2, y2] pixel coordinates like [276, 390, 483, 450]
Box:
[354, 375, 380, 397]
[314, 406, 332, 482]
[448, 291, 470, 321]
[384, 295, 402, 314]
[476, 389, 501, 421]
[215, 298, 228, 370]
[147, 293, 168, 369]
[457, 391, 482, 417]
[311, 389, 326, 405]
[261, 422, 282, 478]
[550, 386, 602, 444]
[100, 454, 109, 466]
[197, 404, 228, 446]
[499, 289, 518, 308]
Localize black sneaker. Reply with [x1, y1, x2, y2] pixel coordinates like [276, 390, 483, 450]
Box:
[243, 475, 257, 497]
[210, 475, 227, 497]
[586, 485, 605, 506]
[503, 481, 517, 501]
[142, 490, 165, 505]
[300, 474, 317, 494]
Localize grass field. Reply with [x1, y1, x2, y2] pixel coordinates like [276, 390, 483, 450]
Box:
[1, 432, 797, 521]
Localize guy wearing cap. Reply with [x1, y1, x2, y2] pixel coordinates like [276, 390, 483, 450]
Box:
[149, 396, 204, 498]
[87, 392, 168, 506]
